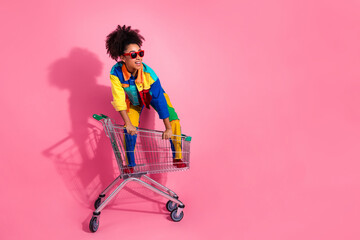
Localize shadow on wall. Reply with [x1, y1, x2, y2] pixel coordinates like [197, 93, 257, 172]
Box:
[43, 47, 167, 211]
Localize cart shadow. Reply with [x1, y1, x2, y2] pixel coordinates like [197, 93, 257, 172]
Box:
[44, 47, 168, 214]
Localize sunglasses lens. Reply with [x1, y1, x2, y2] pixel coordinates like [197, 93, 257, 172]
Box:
[139, 51, 144, 57]
[130, 52, 137, 59]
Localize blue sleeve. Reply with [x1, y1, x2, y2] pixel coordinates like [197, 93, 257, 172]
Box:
[150, 79, 170, 119]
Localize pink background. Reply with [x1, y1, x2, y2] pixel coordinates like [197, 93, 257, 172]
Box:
[1, 0, 360, 239]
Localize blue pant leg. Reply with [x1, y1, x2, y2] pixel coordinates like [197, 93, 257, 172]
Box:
[169, 139, 176, 159]
[123, 128, 138, 167]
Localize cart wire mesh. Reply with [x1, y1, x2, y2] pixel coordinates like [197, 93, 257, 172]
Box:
[102, 118, 191, 176]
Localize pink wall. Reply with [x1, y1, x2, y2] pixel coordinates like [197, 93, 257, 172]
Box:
[1, 0, 360, 239]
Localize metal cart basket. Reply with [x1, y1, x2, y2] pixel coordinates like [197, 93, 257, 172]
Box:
[89, 114, 191, 232]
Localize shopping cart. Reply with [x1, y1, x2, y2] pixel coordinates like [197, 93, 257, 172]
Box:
[89, 114, 191, 232]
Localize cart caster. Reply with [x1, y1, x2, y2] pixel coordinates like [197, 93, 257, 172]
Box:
[94, 194, 105, 209]
[170, 208, 184, 222]
[166, 200, 178, 212]
[94, 198, 102, 209]
[89, 216, 100, 232]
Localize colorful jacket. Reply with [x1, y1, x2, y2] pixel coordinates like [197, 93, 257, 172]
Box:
[110, 62, 178, 121]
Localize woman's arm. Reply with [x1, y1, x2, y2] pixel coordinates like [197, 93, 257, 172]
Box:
[119, 110, 137, 135]
[162, 117, 172, 139]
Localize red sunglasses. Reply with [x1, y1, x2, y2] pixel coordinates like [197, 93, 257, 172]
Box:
[123, 50, 145, 59]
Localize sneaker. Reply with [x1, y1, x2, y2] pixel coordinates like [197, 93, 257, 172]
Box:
[123, 167, 134, 174]
[173, 159, 186, 168]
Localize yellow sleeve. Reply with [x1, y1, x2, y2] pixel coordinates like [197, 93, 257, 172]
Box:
[110, 74, 127, 111]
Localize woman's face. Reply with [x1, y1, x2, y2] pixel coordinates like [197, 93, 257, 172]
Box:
[120, 43, 143, 74]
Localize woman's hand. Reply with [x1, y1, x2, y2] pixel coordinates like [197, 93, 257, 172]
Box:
[162, 128, 173, 139]
[126, 124, 137, 135]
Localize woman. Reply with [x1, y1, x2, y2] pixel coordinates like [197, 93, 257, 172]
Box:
[105, 25, 186, 173]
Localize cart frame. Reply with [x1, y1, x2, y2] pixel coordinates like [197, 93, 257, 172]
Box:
[89, 114, 191, 232]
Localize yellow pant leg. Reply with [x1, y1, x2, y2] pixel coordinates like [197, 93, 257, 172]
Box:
[171, 119, 182, 159]
[127, 104, 142, 127]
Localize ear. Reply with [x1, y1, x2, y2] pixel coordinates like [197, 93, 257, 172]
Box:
[119, 55, 125, 62]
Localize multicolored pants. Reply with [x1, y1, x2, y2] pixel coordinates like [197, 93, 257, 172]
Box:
[124, 93, 182, 167]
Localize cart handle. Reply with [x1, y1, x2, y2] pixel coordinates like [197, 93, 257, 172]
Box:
[92, 113, 192, 142]
[184, 136, 192, 142]
[93, 114, 108, 121]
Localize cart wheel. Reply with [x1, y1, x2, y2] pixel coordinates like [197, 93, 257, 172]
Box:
[170, 209, 184, 222]
[89, 216, 99, 232]
[94, 198, 102, 209]
[166, 200, 178, 212]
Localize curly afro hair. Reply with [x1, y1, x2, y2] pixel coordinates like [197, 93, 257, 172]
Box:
[106, 25, 145, 61]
